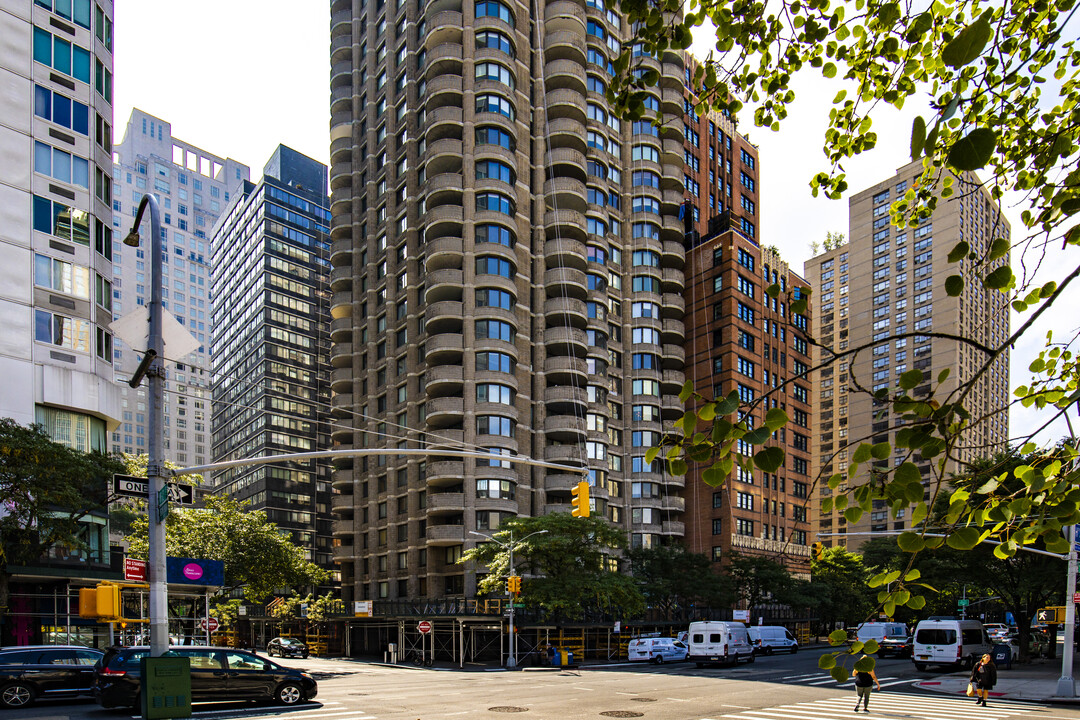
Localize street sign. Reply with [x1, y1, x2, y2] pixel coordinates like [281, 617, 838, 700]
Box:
[958, 598, 970, 607]
[417, 620, 432, 634]
[1073, 592, 1080, 604]
[200, 617, 219, 632]
[112, 475, 195, 505]
[124, 558, 148, 582]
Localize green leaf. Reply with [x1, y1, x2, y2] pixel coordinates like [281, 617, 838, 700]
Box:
[681, 410, 698, 436]
[903, 569, 921, 581]
[702, 466, 726, 487]
[697, 403, 716, 422]
[669, 458, 687, 476]
[852, 444, 872, 463]
[644, 446, 660, 464]
[895, 462, 921, 485]
[988, 238, 1010, 261]
[910, 115, 926, 160]
[908, 595, 927, 610]
[854, 655, 877, 674]
[819, 653, 837, 669]
[849, 641, 864, 654]
[679, 380, 695, 402]
[899, 369, 924, 390]
[945, 274, 964, 296]
[871, 442, 892, 460]
[753, 446, 785, 473]
[844, 506, 864, 523]
[862, 639, 879, 655]
[716, 391, 740, 416]
[765, 283, 781, 298]
[942, 12, 993, 69]
[831, 666, 851, 683]
[897, 532, 925, 552]
[828, 629, 848, 645]
[983, 266, 1014, 290]
[937, 368, 951, 383]
[947, 128, 997, 171]
[946, 526, 982, 550]
[947, 241, 970, 263]
[765, 408, 789, 430]
[743, 427, 773, 444]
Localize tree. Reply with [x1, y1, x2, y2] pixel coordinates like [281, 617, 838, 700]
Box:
[810, 547, 873, 632]
[125, 495, 327, 602]
[0, 419, 122, 608]
[460, 514, 645, 621]
[727, 552, 792, 611]
[627, 545, 735, 618]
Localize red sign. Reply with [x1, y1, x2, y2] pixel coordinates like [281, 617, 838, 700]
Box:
[200, 617, 219, 632]
[1073, 592, 1080, 604]
[417, 620, 432, 634]
[124, 558, 148, 582]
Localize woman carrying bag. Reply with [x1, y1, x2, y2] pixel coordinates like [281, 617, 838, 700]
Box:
[970, 653, 997, 706]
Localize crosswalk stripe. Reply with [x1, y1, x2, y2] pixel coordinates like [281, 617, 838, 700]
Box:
[716, 691, 1042, 720]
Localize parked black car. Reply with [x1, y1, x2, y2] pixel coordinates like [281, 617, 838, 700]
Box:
[93, 646, 317, 708]
[0, 645, 103, 708]
[266, 637, 310, 659]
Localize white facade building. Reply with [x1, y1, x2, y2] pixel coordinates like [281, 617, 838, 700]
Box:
[109, 109, 249, 467]
[0, 0, 121, 448]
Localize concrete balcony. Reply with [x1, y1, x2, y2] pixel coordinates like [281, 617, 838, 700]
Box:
[543, 297, 587, 328]
[544, 30, 586, 64]
[543, 445, 586, 465]
[545, 0, 586, 31]
[543, 326, 588, 355]
[426, 268, 464, 303]
[426, 396, 465, 427]
[331, 367, 353, 394]
[425, 332, 465, 362]
[426, 364, 464, 395]
[543, 237, 587, 272]
[424, 236, 464, 272]
[542, 267, 587, 299]
[426, 524, 466, 545]
[332, 545, 359, 561]
[544, 59, 587, 92]
[425, 301, 464, 334]
[426, 460, 465, 487]
[330, 342, 353, 369]
[545, 88, 587, 123]
[543, 356, 587, 382]
[544, 414, 586, 442]
[543, 385, 587, 411]
[543, 177, 587, 213]
[427, 492, 466, 513]
[547, 118, 588, 153]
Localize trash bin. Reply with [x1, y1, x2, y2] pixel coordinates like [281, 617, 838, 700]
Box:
[387, 643, 398, 664]
[992, 643, 1011, 670]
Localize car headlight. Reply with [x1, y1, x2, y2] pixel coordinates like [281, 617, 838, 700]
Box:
[301, 672, 313, 679]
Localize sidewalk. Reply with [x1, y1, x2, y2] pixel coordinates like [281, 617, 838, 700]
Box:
[914, 657, 1080, 704]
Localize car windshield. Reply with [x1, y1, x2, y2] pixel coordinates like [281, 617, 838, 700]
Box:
[279, 639, 302, 645]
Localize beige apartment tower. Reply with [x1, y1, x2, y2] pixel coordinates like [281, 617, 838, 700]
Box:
[807, 161, 1011, 547]
[328, 0, 690, 603]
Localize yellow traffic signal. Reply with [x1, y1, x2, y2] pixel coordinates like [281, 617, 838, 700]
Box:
[78, 587, 99, 619]
[507, 576, 521, 594]
[1038, 606, 1066, 624]
[571, 481, 590, 517]
[96, 584, 121, 619]
[811, 542, 825, 561]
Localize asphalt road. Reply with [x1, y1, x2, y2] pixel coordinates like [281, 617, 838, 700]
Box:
[17, 648, 1080, 720]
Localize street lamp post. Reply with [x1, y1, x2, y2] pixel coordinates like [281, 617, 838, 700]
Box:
[470, 529, 548, 669]
[124, 194, 169, 657]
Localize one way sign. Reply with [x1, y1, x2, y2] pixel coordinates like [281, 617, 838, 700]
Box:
[113, 474, 195, 505]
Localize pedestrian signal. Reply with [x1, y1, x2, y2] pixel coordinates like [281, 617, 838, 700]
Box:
[811, 542, 825, 560]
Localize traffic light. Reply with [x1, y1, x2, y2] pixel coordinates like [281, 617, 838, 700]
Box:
[811, 542, 824, 560]
[1038, 606, 1066, 624]
[507, 576, 521, 594]
[571, 481, 590, 517]
[96, 584, 121, 619]
[78, 588, 99, 619]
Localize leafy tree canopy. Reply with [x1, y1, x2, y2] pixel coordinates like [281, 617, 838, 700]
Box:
[460, 514, 645, 621]
[627, 544, 735, 616]
[610, 0, 1080, 665]
[125, 495, 327, 602]
[0, 419, 122, 606]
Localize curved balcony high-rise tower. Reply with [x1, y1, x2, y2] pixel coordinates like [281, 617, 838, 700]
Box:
[329, 0, 686, 603]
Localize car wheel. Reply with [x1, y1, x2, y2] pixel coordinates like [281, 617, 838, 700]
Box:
[654, 654, 664, 664]
[276, 682, 304, 705]
[790, 645, 798, 654]
[0, 682, 35, 708]
[914, 663, 926, 671]
[746, 652, 755, 664]
[302, 652, 309, 659]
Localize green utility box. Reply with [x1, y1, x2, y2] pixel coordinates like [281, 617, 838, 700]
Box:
[140, 656, 191, 719]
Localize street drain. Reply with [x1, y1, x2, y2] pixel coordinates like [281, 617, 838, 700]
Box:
[629, 697, 657, 702]
[488, 707, 529, 713]
[600, 712, 644, 718]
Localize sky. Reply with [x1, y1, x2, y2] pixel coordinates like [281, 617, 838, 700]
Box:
[113, 1, 1076, 446]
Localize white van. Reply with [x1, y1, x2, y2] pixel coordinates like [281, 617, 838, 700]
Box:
[857, 622, 910, 657]
[687, 621, 755, 667]
[912, 618, 992, 670]
[627, 637, 688, 664]
[748, 626, 798, 654]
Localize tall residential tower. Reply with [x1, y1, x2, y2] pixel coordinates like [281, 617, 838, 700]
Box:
[111, 109, 249, 467]
[807, 161, 1011, 547]
[0, 0, 120, 448]
[210, 145, 335, 573]
[328, 0, 688, 602]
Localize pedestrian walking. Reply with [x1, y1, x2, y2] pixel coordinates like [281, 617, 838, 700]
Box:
[970, 653, 997, 706]
[852, 661, 880, 713]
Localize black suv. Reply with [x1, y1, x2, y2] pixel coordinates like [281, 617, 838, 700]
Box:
[266, 637, 309, 658]
[94, 646, 317, 708]
[0, 645, 103, 708]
